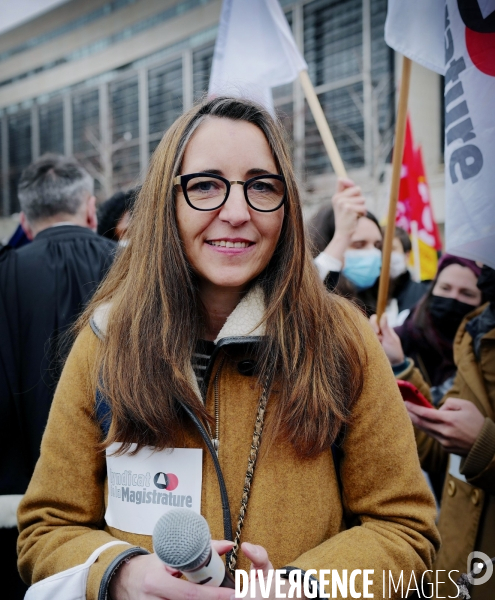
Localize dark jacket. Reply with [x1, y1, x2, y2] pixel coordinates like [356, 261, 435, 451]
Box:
[0, 225, 115, 496]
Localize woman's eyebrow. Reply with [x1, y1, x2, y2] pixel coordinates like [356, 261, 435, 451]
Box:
[191, 168, 275, 177]
[246, 168, 273, 176]
[195, 168, 223, 175]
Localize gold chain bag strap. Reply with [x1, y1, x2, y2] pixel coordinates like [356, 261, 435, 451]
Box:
[227, 375, 271, 574]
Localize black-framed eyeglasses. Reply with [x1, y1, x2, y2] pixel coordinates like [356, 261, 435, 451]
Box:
[173, 172, 286, 212]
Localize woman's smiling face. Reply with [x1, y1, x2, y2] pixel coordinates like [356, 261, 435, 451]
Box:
[176, 117, 285, 294]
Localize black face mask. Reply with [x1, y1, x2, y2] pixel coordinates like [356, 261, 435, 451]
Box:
[428, 295, 476, 340]
[477, 265, 495, 303]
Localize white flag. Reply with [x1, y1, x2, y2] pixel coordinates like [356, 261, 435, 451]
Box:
[385, 0, 444, 74]
[385, 0, 495, 269]
[208, 0, 307, 114]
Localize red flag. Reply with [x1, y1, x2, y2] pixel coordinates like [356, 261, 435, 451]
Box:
[395, 116, 418, 234]
[395, 116, 442, 279]
[413, 146, 442, 251]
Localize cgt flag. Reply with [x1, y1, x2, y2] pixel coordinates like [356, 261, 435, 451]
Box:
[385, 0, 495, 269]
[396, 117, 442, 281]
[208, 0, 307, 115]
[414, 146, 443, 278]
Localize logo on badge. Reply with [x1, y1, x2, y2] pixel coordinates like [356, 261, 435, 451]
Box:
[154, 472, 179, 491]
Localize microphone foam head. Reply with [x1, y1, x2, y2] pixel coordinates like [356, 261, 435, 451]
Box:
[153, 508, 211, 571]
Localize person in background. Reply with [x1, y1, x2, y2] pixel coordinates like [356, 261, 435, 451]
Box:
[386, 226, 429, 326]
[374, 254, 482, 405]
[0, 154, 116, 599]
[97, 188, 138, 243]
[309, 178, 383, 316]
[371, 255, 483, 502]
[372, 265, 495, 600]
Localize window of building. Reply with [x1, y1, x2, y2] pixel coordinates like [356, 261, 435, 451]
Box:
[71, 89, 101, 196]
[111, 76, 139, 143]
[110, 75, 140, 191]
[112, 145, 140, 194]
[39, 100, 64, 156]
[72, 89, 100, 155]
[371, 0, 394, 158]
[8, 111, 31, 214]
[193, 43, 215, 101]
[303, 0, 364, 174]
[148, 58, 183, 155]
[305, 0, 362, 86]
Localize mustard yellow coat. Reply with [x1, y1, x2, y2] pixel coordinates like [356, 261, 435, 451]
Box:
[397, 305, 495, 600]
[18, 295, 439, 599]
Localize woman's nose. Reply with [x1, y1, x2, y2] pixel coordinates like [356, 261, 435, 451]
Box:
[218, 183, 251, 226]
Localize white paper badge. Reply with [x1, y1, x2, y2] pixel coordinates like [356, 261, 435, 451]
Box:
[105, 443, 203, 535]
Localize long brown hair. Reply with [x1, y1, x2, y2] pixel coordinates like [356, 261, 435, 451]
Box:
[77, 97, 366, 458]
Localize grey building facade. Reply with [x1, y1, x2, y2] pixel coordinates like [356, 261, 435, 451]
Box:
[0, 0, 394, 218]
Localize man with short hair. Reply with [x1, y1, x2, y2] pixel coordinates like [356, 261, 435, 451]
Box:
[0, 154, 115, 598]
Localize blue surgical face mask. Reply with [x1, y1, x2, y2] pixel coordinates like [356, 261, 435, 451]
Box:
[343, 248, 382, 290]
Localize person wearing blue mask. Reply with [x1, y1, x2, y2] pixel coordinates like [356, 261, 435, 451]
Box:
[309, 178, 383, 316]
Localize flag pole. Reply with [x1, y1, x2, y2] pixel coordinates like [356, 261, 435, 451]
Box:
[299, 70, 347, 179]
[376, 55, 412, 322]
[410, 220, 421, 282]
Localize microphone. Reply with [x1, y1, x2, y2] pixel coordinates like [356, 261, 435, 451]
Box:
[153, 508, 235, 589]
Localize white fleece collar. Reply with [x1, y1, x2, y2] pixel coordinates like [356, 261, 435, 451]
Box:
[91, 302, 112, 339]
[214, 286, 266, 343]
[91, 286, 266, 342]
[90, 287, 266, 403]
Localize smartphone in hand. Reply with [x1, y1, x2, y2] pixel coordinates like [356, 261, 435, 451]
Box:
[397, 380, 433, 409]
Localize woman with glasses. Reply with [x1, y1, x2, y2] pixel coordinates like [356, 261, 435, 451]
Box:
[18, 97, 439, 600]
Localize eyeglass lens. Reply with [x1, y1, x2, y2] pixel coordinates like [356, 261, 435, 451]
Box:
[184, 176, 285, 211]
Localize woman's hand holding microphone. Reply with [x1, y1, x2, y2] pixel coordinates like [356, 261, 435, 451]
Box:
[109, 540, 288, 600]
[109, 540, 234, 600]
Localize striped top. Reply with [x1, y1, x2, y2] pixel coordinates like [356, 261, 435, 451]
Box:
[191, 339, 215, 386]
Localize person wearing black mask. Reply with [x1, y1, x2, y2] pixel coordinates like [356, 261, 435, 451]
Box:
[372, 254, 482, 404]
[371, 262, 495, 599]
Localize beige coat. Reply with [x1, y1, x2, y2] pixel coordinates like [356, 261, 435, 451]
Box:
[18, 291, 440, 599]
[397, 305, 495, 599]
